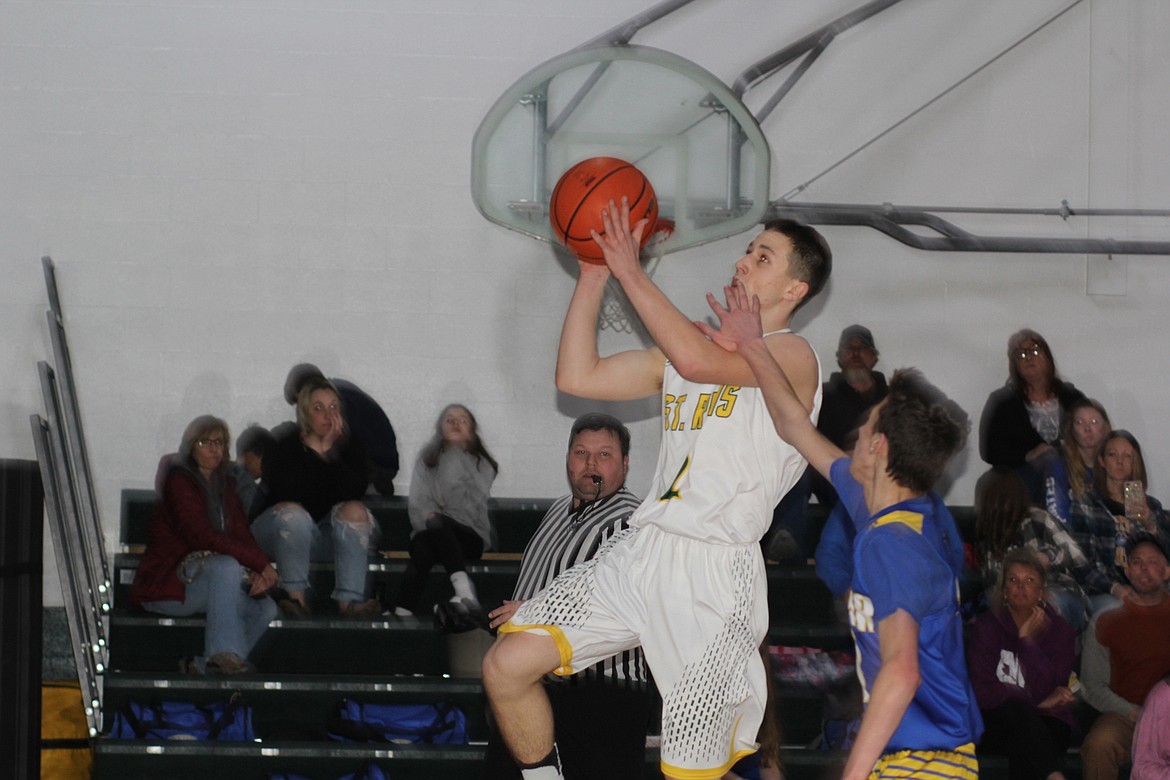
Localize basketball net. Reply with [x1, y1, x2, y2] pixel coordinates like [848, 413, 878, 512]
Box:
[596, 218, 674, 333]
[599, 279, 634, 333]
[599, 250, 665, 333]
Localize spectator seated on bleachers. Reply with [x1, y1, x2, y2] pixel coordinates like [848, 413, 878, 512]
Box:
[130, 415, 278, 675]
[1080, 533, 1170, 780]
[283, 362, 400, 496]
[228, 423, 275, 520]
[979, 329, 1085, 505]
[968, 548, 1077, 780]
[1132, 674, 1170, 780]
[764, 324, 886, 562]
[391, 403, 497, 626]
[1068, 430, 1170, 616]
[810, 324, 889, 508]
[1041, 398, 1110, 527]
[252, 376, 382, 619]
[973, 468, 1091, 631]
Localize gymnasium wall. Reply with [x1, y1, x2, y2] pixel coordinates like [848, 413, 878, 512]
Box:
[2, 0, 1168, 606]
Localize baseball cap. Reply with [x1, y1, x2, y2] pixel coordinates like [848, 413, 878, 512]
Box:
[1126, 531, 1169, 561]
[839, 324, 876, 351]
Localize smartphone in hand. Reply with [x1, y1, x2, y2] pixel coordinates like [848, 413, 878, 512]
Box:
[1124, 480, 1148, 525]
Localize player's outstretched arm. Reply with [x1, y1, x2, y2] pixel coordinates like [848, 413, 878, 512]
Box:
[554, 259, 665, 401]
[841, 609, 921, 780]
[590, 199, 783, 387]
[699, 284, 842, 478]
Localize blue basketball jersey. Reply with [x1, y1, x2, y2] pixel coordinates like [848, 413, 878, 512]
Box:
[831, 458, 982, 752]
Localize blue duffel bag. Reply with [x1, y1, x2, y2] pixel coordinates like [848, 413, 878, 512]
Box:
[110, 697, 254, 741]
[271, 761, 390, 780]
[327, 700, 468, 745]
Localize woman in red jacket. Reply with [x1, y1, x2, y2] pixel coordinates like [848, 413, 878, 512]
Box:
[130, 415, 279, 674]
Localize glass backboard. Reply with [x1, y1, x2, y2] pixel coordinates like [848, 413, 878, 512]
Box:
[472, 45, 771, 256]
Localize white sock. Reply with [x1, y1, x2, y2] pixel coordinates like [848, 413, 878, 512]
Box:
[520, 767, 563, 780]
[450, 571, 478, 604]
[519, 745, 563, 779]
[393, 606, 413, 617]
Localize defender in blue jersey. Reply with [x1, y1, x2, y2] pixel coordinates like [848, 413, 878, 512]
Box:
[700, 283, 982, 780]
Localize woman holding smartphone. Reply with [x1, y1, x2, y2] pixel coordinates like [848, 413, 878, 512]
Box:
[1068, 430, 1170, 613]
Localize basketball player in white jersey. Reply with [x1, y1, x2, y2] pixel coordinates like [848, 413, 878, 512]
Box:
[483, 199, 832, 780]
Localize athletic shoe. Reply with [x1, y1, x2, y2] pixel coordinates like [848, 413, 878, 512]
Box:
[434, 598, 489, 634]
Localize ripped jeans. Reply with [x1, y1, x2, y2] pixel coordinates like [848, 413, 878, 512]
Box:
[250, 502, 378, 603]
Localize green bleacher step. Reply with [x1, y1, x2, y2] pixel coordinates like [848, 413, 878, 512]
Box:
[103, 672, 842, 752]
[93, 740, 488, 780]
[107, 614, 449, 675]
[119, 490, 553, 555]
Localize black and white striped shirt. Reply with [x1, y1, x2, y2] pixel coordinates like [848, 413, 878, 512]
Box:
[513, 487, 648, 687]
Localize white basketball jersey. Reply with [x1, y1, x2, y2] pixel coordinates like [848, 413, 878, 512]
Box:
[631, 333, 822, 545]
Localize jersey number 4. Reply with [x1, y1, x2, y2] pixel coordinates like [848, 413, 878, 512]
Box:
[658, 456, 690, 502]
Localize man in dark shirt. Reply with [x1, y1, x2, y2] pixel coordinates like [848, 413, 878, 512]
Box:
[817, 324, 889, 459]
[766, 324, 888, 561]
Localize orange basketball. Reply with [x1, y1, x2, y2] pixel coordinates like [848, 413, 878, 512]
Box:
[549, 157, 658, 264]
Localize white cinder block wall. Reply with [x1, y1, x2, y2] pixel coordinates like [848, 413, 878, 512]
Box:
[3, 0, 1169, 606]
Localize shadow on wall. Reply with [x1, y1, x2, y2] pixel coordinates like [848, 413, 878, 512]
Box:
[556, 393, 659, 427]
[159, 372, 233, 455]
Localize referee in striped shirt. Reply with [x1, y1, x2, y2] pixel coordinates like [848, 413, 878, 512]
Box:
[483, 413, 655, 780]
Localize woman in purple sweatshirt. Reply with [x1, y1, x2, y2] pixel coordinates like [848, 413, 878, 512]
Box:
[968, 547, 1078, 780]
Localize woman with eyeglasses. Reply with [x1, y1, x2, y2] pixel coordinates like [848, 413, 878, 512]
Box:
[968, 548, 1077, 780]
[973, 468, 1092, 631]
[1068, 429, 1170, 614]
[1041, 398, 1111, 526]
[251, 376, 382, 618]
[130, 415, 279, 674]
[979, 329, 1086, 501]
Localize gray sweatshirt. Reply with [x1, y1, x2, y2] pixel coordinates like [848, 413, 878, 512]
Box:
[407, 446, 496, 548]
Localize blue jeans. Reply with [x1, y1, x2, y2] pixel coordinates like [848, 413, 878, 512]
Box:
[1046, 587, 1088, 633]
[251, 502, 377, 603]
[143, 554, 277, 671]
[1088, 591, 1121, 616]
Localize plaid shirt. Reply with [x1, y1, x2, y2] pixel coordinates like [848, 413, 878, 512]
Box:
[1068, 490, 1170, 596]
[982, 507, 1092, 604]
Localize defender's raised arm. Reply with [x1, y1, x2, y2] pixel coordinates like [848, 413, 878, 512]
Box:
[700, 283, 843, 479]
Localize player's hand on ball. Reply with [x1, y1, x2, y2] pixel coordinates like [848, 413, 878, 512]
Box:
[590, 198, 647, 280]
